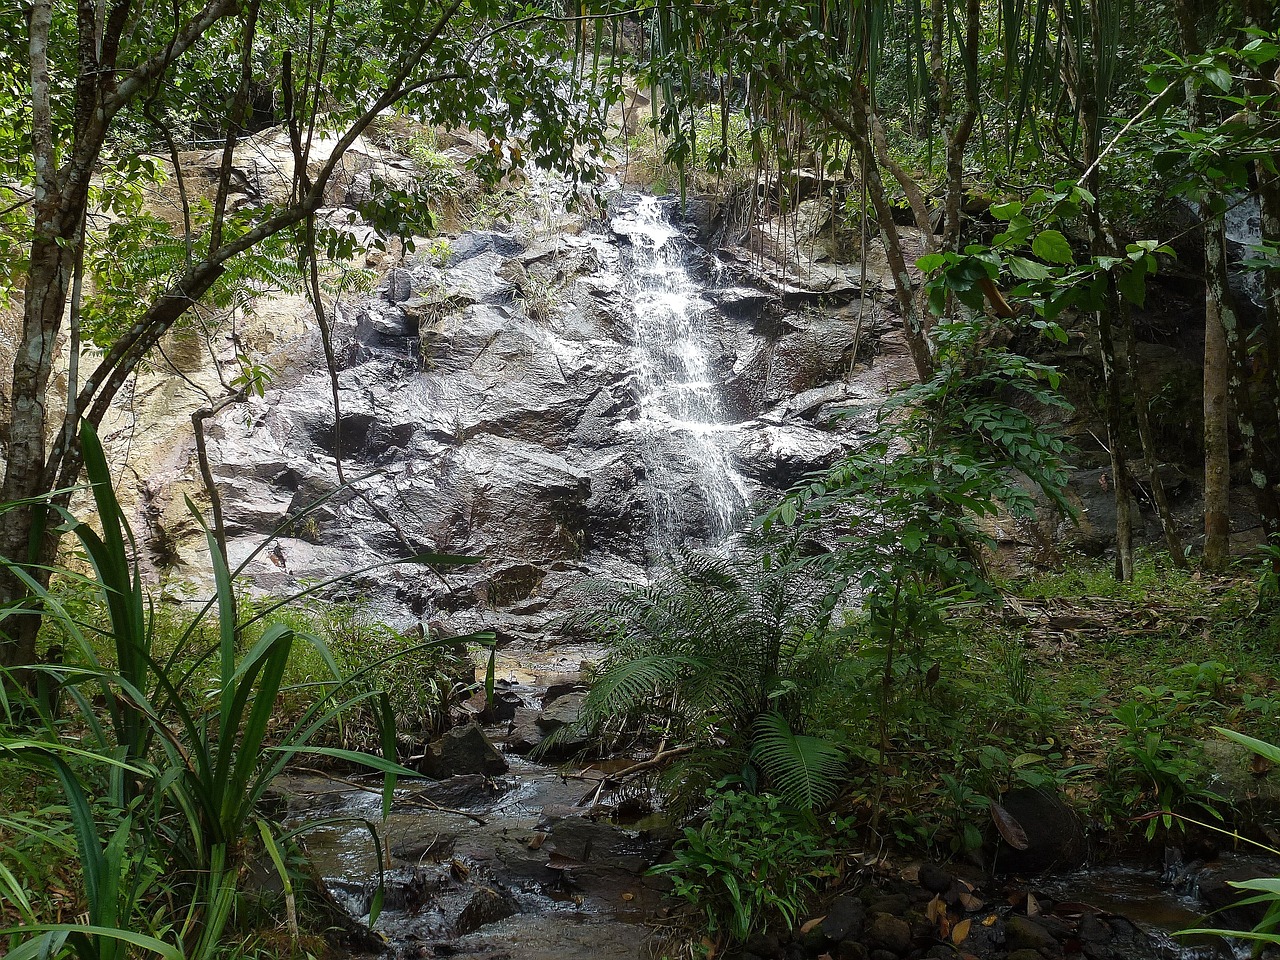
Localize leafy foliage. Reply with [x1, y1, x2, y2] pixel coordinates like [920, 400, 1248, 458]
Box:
[750, 711, 847, 810]
[765, 315, 1073, 644]
[566, 539, 844, 809]
[649, 788, 838, 950]
[0, 422, 474, 959]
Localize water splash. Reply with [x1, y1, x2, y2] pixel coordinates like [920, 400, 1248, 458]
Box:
[613, 196, 750, 553]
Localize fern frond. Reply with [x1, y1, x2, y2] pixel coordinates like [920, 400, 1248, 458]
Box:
[580, 654, 699, 720]
[750, 711, 846, 810]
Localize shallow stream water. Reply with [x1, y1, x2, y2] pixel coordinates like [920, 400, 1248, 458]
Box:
[1035, 856, 1277, 959]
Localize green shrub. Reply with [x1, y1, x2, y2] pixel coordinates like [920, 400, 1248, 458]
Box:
[650, 788, 838, 950]
[564, 538, 847, 811]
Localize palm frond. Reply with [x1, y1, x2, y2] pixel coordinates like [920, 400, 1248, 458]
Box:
[751, 711, 847, 810]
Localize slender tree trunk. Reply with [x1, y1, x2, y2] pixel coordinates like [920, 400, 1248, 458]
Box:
[1238, 0, 1280, 552]
[1175, 0, 1233, 570]
[1253, 168, 1280, 549]
[1119, 300, 1187, 564]
[1097, 275, 1136, 580]
[1057, 0, 1134, 578]
[0, 0, 79, 669]
[1202, 226, 1234, 569]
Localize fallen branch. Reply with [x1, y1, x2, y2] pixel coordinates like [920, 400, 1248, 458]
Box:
[573, 744, 694, 807]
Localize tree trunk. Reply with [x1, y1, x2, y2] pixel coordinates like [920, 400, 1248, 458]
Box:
[1120, 299, 1186, 564]
[0, 235, 84, 670]
[1097, 279, 1136, 581]
[1253, 166, 1280, 547]
[1175, 0, 1233, 570]
[1202, 221, 1234, 569]
[1239, 0, 1280, 549]
[1058, 0, 1134, 579]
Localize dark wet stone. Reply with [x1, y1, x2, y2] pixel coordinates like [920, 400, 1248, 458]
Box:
[1005, 915, 1059, 953]
[833, 942, 868, 960]
[381, 266, 414, 303]
[867, 893, 911, 916]
[543, 817, 653, 875]
[866, 912, 912, 955]
[919, 862, 954, 894]
[417, 723, 509, 778]
[1080, 911, 1111, 942]
[501, 706, 546, 755]
[743, 931, 782, 958]
[490, 690, 522, 722]
[391, 834, 456, 862]
[542, 680, 589, 705]
[993, 787, 1087, 874]
[536, 691, 587, 730]
[1106, 916, 1137, 938]
[452, 887, 518, 936]
[820, 892, 867, 942]
[398, 774, 510, 811]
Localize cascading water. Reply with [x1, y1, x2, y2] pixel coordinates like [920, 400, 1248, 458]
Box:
[613, 196, 750, 554]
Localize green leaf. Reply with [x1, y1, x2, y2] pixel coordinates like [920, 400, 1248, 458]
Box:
[1116, 264, 1149, 307]
[1204, 64, 1232, 91]
[990, 200, 1023, 220]
[0, 926, 182, 960]
[750, 712, 846, 809]
[1031, 230, 1074, 265]
[1213, 727, 1280, 765]
[1007, 256, 1050, 280]
[271, 746, 420, 778]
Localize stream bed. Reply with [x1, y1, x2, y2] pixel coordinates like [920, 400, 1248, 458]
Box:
[278, 648, 670, 960]
[277, 654, 1278, 960]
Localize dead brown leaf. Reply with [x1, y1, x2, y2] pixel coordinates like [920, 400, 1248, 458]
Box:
[990, 800, 1030, 850]
[926, 895, 947, 922]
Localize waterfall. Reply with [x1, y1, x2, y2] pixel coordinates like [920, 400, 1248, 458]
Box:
[614, 196, 750, 554]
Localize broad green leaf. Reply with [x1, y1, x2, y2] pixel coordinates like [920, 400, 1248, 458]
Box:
[1213, 727, 1280, 765]
[1031, 230, 1074, 265]
[990, 200, 1023, 220]
[1204, 64, 1232, 91]
[1116, 263, 1149, 307]
[1007, 255, 1050, 280]
[0, 926, 182, 960]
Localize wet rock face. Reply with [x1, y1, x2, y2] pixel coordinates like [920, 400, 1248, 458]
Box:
[201, 192, 901, 637]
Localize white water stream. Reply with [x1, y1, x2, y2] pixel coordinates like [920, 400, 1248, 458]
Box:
[613, 196, 750, 554]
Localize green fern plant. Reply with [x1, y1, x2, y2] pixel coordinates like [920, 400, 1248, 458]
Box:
[562, 538, 846, 810]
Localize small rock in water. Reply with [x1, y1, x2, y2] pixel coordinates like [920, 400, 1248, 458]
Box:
[452, 886, 517, 936]
[417, 723, 509, 778]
